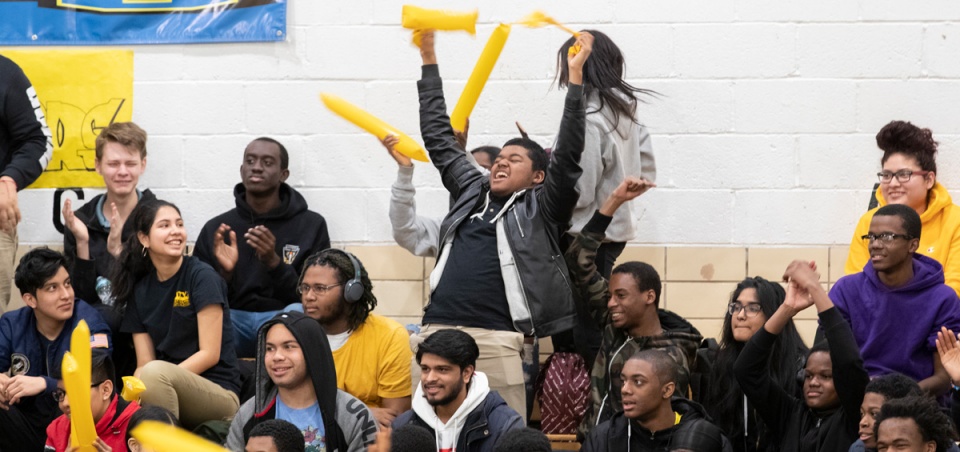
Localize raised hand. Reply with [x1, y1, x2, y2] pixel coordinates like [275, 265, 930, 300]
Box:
[936, 326, 960, 385]
[600, 177, 656, 216]
[782, 260, 820, 292]
[418, 30, 436, 65]
[62, 199, 90, 252]
[213, 223, 239, 274]
[782, 280, 815, 314]
[454, 117, 469, 149]
[612, 177, 655, 203]
[382, 135, 412, 167]
[566, 31, 594, 86]
[246, 225, 281, 269]
[106, 202, 124, 258]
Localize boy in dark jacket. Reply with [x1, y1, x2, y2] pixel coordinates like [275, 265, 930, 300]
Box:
[410, 28, 591, 420]
[562, 178, 702, 438]
[735, 260, 869, 452]
[393, 329, 523, 452]
[0, 248, 112, 451]
[62, 121, 154, 311]
[194, 137, 330, 357]
[581, 349, 730, 452]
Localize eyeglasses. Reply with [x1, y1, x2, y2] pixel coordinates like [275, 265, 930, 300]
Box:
[861, 233, 913, 243]
[728, 302, 763, 317]
[297, 283, 343, 295]
[52, 380, 107, 402]
[877, 170, 932, 184]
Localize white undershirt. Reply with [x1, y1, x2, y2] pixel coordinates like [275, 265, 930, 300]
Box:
[326, 330, 352, 351]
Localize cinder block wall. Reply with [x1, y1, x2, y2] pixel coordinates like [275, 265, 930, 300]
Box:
[13, 0, 960, 249]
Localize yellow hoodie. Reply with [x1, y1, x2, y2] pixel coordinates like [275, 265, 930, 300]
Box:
[845, 182, 960, 296]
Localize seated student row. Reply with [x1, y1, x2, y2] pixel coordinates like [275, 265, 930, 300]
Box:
[8, 146, 960, 452]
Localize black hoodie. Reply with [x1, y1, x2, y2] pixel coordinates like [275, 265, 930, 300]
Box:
[194, 183, 330, 312]
[734, 308, 868, 452]
[581, 397, 732, 452]
[0, 55, 49, 191]
[225, 312, 378, 452]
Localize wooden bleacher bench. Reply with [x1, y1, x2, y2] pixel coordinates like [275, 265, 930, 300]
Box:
[546, 434, 580, 451]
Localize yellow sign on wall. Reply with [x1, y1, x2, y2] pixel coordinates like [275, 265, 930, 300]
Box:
[0, 49, 133, 189]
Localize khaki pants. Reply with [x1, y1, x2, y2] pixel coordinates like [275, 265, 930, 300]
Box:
[139, 360, 240, 429]
[0, 229, 16, 313]
[411, 324, 527, 423]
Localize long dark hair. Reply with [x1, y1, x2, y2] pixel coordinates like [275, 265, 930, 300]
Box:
[111, 200, 181, 311]
[554, 29, 659, 130]
[705, 276, 808, 450]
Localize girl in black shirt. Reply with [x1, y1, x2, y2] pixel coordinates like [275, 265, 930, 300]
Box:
[113, 200, 240, 428]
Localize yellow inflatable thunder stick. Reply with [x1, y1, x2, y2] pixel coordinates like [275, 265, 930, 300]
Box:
[62, 320, 96, 451]
[403, 5, 478, 48]
[449, 24, 512, 132]
[402, 5, 477, 34]
[121, 376, 145, 402]
[516, 11, 583, 55]
[131, 421, 229, 452]
[320, 93, 429, 162]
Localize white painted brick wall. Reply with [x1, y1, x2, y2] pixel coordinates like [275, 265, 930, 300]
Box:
[16, 0, 960, 247]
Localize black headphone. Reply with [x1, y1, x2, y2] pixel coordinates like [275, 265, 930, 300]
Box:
[322, 249, 365, 303]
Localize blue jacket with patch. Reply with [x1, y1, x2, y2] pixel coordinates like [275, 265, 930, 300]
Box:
[0, 300, 111, 419]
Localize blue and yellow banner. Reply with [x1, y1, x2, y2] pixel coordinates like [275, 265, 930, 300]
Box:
[0, 0, 286, 45]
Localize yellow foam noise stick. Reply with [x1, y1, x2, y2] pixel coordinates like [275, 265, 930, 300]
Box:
[131, 421, 229, 452]
[516, 10, 579, 36]
[402, 5, 477, 34]
[62, 319, 96, 452]
[450, 24, 511, 132]
[121, 376, 145, 402]
[320, 93, 429, 162]
[515, 11, 582, 55]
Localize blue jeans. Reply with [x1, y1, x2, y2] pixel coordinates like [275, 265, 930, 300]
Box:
[230, 309, 283, 358]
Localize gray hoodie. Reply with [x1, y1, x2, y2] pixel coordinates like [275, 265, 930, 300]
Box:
[225, 312, 378, 452]
[567, 91, 655, 242]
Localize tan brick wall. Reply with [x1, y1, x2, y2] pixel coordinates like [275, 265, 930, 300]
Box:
[5, 244, 851, 348]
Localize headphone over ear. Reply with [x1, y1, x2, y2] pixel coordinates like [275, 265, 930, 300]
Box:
[324, 249, 365, 303]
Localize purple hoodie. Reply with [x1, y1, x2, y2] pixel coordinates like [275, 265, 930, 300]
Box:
[830, 253, 960, 382]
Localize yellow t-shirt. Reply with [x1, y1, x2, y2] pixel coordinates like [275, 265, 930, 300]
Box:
[332, 313, 413, 408]
[845, 182, 960, 296]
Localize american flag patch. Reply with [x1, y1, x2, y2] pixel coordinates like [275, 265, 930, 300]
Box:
[89, 334, 109, 349]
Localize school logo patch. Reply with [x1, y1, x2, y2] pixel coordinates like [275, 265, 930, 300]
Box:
[283, 244, 301, 265]
[173, 291, 190, 307]
[10, 353, 29, 376]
